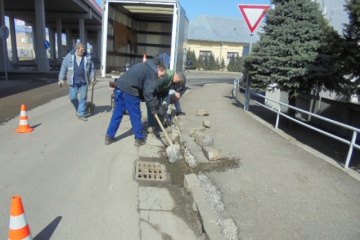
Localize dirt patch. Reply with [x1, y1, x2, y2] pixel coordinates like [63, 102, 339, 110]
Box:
[192, 157, 240, 174]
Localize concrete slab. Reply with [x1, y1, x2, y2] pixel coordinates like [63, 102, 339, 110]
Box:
[139, 210, 198, 240]
[139, 187, 174, 210]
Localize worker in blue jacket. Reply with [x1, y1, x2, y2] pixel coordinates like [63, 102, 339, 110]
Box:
[105, 63, 167, 147]
[58, 42, 95, 121]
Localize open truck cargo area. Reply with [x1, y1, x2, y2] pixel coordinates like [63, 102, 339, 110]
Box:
[101, 0, 188, 78]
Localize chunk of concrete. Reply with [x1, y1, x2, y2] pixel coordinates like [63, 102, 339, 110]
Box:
[184, 174, 201, 192]
[171, 125, 181, 143]
[202, 146, 221, 161]
[193, 131, 214, 147]
[203, 120, 211, 128]
[184, 147, 198, 168]
[196, 109, 209, 116]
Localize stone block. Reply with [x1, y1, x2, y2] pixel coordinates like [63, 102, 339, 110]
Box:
[171, 125, 181, 143]
[203, 120, 211, 128]
[184, 147, 197, 168]
[203, 146, 221, 161]
[194, 131, 214, 147]
[196, 109, 209, 116]
[190, 187, 207, 204]
[196, 199, 218, 222]
[184, 174, 201, 191]
[203, 219, 225, 240]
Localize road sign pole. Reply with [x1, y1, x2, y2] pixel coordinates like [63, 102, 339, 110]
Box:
[238, 4, 270, 111]
[244, 34, 253, 111]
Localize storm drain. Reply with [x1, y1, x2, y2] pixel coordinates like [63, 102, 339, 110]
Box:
[135, 161, 167, 181]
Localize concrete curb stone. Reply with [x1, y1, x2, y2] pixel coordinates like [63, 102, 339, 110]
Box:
[184, 174, 226, 240]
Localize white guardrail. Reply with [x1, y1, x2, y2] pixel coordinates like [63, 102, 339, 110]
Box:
[233, 77, 360, 169]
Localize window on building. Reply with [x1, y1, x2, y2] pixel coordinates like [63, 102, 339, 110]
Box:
[227, 52, 239, 58]
[199, 50, 212, 59]
[227, 52, 239, 64]
[21, 37, 26, 43]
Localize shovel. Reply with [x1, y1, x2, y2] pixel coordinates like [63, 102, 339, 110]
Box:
[86, 71, 96, 114]
[154, 113, 182, 163]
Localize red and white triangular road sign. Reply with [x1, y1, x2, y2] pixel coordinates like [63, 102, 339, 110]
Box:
[238, 4, 270, 33]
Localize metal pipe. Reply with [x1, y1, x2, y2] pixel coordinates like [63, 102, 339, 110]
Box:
[345, 131, 357, 169]
[275, 104, 280, 129]
[244, 34, 253, 111]
[236, 84, 360, 168]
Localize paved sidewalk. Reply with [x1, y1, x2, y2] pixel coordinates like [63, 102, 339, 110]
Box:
[177, 83, 360, 240]
[1, 73, 360, 239]
[0, 79, 203, 239]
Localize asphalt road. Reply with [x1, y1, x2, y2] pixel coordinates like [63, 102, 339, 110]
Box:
[0, 70, 242, 239]
[0, 70, 359, 239]
[185, 70, 240, 88]
[0, 72, 68, 124]
[1, 70, 358, 171]
[0, 70, 241, 125]
[0, 77, 205, 239]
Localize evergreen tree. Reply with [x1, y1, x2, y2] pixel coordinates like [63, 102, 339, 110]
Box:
[244, 0, 349, 117]
[227, 56, 235, 72]
[235, 56, 244, 72]
[215, 58, 221, 71]
[343, 0, 360, 87]
[197, 55, 205, 70]
[220, 58, 226, 71]
[208, 54, 216, 70]
[227, 56, 243, 72]
[186, 49, 197, 70]
[203, 55, 209, 70]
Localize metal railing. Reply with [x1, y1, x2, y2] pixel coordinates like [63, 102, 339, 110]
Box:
[233, 78, 360, 169]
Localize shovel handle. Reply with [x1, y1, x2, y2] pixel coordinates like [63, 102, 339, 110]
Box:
[154, 113, 173, 146]
[90, 69, 96, 103]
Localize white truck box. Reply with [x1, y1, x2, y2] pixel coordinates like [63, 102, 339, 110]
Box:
[100, 0, 188, 77]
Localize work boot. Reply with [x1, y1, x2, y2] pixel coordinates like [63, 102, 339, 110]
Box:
[105, 135, 115, 145]
[147, 126, 161, 138]
[163, 119, 172, 128]
[147, 126, 160, 133]
[134, 138, 146, 147]
[78, 116, 88, 121]
[176, 111, 186, 116]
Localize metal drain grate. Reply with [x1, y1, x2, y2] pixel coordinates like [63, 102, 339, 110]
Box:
[135, 161, 167, 181]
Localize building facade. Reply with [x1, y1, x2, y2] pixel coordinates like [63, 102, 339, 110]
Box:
[187, 15, 262, 66]
[187, 1, 359, 137]
[7, 31, 35, 60]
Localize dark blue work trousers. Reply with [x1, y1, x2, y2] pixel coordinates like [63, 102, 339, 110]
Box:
[107, 89, 144, 140]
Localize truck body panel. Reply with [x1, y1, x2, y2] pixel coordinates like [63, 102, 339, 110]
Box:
[101, 0, 188, 77]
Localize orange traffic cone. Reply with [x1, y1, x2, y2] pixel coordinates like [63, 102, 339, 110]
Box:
[16, 104, 34, 133]
[8, 196, 33, 240]
[143, 54, 147, 63]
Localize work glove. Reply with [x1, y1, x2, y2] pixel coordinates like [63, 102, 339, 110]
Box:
[58, 79, 64, 88]
[151, 108, 158, 115]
